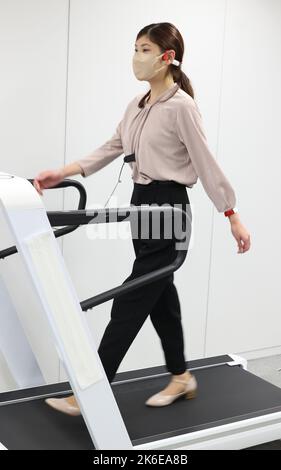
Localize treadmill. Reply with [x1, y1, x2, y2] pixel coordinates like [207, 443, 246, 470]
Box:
[1, 172, 281, 450]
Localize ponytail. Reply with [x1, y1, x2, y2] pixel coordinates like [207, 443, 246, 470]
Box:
[172, 66, 194, 99]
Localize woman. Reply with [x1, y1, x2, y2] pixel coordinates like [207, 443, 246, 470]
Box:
[33, 22, 251, 415]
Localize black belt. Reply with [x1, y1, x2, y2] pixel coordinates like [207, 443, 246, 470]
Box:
[135, 180, 184, 186]
[123, 153, 136, 163]
[124, 153, 185, 187]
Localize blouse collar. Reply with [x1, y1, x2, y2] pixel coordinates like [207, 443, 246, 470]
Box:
[144, 82, 180, 108]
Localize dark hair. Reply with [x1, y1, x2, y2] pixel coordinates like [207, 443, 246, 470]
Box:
[136, 22, 194, 108]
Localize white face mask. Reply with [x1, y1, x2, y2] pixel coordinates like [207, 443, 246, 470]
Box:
[132, 51, 168, 81]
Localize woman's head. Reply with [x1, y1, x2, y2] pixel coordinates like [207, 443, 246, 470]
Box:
[133, 22, 194, 107]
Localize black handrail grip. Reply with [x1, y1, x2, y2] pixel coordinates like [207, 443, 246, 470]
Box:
[0, 178, 87, 259]
[29, 179, 87, 239]
[80, 251, 186, 311]
[46, 206, 191, 311]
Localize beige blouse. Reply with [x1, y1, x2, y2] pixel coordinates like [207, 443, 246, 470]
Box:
[75, 82, 236, 213]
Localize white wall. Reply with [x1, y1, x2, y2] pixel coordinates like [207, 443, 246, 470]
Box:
[0, 0, 280, 389]
[205, 0, 281, 356]
[0, 0, 69, 388]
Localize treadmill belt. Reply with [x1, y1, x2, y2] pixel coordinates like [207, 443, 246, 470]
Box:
[1, 364, 281, 449]
[0, 399, 93, 450]
[117, 364, 281, 445]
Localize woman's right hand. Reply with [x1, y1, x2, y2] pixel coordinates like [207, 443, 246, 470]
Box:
[33, 169, 65, 195]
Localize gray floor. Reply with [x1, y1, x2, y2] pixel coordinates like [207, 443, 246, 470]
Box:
[245, 354, 281, 450]
[247, 354, 281, 388]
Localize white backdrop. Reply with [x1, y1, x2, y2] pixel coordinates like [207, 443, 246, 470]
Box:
[0, 0, 280, 389]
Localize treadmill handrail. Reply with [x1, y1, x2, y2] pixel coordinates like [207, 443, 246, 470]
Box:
[0, 178, 87, 259]
[46, 206, 191, 311]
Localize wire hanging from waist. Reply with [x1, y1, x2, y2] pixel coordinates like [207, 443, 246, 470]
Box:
[103, 153, 136, 207]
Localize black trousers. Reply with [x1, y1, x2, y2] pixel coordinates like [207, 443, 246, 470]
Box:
[97, 180, 191, 383]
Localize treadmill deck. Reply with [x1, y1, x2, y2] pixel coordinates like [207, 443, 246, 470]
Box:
[1, 355, 281, 450]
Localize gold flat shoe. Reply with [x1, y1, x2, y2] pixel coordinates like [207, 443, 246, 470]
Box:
[145, 374, 197, 407]
[45, 397, 81, 416]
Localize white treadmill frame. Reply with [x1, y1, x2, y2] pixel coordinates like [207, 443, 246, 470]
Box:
[134, 410, 281, 450]
[0, 173, 132, 450]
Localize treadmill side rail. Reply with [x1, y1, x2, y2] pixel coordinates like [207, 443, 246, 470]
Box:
[227, 354, 247, 370]
[133, 411, 281, 450]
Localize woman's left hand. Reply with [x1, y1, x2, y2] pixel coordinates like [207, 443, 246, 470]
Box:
[229, 216, 251, 254]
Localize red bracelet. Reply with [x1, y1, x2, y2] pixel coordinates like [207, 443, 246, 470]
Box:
[224, 207, 238, 217]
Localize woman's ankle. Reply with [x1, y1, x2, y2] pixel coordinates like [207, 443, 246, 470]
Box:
[171, 370, 191, 379]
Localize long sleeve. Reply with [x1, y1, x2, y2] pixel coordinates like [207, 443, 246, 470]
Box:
[75, 119, 124, 178]
[176, 99, 237, 213]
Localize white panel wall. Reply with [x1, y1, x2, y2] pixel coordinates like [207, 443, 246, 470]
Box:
[0, 0, 281, 388]
[0, 0, 70, 388]
[205, 0, 281, 356]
